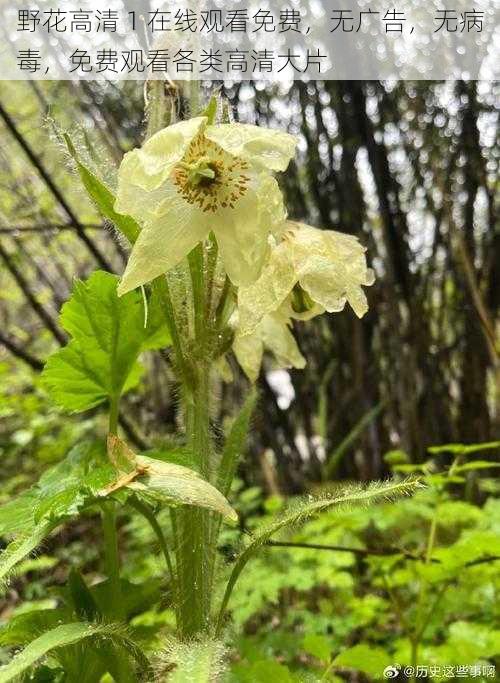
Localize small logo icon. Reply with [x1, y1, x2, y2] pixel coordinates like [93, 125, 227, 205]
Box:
[383, 664, 401, 679]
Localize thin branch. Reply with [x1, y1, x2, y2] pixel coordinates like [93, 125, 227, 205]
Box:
[266, 540, 423, 561]
[266, 540, 500, 568]
[0, 223, 104, 234]
[0, 101, 112, 271]
[0, 240, 67, 345]
[0, 330, 44, 371]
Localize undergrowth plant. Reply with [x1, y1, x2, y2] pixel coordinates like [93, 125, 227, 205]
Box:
[220, 441, 500, 681]
[0, 84, 421, 681]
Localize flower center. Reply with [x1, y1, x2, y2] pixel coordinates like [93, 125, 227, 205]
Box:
[171, 135, 251, 213]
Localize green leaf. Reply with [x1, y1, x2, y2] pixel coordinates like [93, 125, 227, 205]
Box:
[325, 400, 386, 477]
[446, 621, 500, 660]
[302, 633, 332, 662]
[41, 271, 169, 412]
[216, 478, 422, 633]
[0, 622, 149, 683]
[0, 608, 68, 647]
[217, 389, 257, 497]
[67, 570, 100, 621]
[0, 492, 38, 536]
[33, 441, 115, 524]
[332, 643, 392, 678]
[427, 441, 500, 456]
[160, 637, 226, 683]
[91, 578, 161, 620]
[247, 661, 293, 682]
[63, 133, 140, 245]
[0, 523, 54, 591]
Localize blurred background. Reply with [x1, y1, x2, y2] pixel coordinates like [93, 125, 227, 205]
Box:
[0, 80, 499, 679]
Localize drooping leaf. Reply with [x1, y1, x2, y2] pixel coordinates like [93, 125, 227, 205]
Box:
[99, 436, 237, 521]
[63, 133, 140, 245]
[103, 451, 237, 523]
[215, 478, 422, 633]
[41, 271, 170, 412]
[158, 637, 227, 682]
[0, 622, 149, 683]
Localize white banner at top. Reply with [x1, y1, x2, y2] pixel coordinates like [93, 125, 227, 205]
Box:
[1, 0, 498, 80]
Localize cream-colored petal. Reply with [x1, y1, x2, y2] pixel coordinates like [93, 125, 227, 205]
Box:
[214, 174, 286, 287]
[290, 222, 374, 319]
[205, 123, 297, 172]
[233, 330, 264, 383]
[114, 117, 206, 221]
[259, 315, 306, 371]
[117, 192, 210, 295]
[237, 241, 297, 335]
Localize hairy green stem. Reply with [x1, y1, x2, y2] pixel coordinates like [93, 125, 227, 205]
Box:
[177, 239, 214, 634]
[176, 360, 213, 637]
[103, 394, 124, 622]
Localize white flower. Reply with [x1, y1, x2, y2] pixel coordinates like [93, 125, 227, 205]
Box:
[114, 117, 297, 295]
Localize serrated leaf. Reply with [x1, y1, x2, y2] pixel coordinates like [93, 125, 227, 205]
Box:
[0, 442, 114, 547]
[41, 271, 169, 413]
[0, 523, 54, 591]
[0, 622, 149, 682]
[0, 492, 38, 536]
[33, 441, 115, 524]
[64, 133, 140, 245]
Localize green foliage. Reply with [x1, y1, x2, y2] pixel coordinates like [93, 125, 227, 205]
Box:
[0, 441, 113, 532]
[0, 622, 147, 682]
[223, 446, 500, 681]
[217, 389, 258, 498]
[0, 524, 53, 591]
[63, 133, 140, 245]
[0, 441, 114, 588]
[217, 478, 421, 633]
[41, 271, 170, 412]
